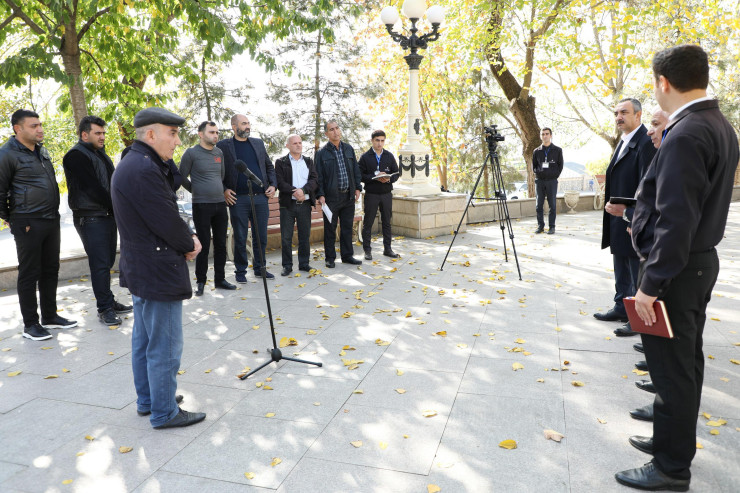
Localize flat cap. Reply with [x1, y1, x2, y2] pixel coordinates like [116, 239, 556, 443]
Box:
[133, 107, 186, 128]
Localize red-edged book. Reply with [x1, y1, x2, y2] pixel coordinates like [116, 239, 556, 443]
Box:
[623, 297, 674, 338]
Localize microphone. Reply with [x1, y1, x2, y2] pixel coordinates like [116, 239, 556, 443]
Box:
[235, 160, 264, 188]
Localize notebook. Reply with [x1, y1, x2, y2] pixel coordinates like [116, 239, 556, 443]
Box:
[623, 297, 674, 338]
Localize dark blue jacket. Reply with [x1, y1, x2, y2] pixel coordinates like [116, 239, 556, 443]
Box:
[315, 141, 362, 201]
[217, 136, 276, 193]
[111, 140, 194, 301]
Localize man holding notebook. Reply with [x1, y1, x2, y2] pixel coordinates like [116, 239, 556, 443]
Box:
[615, 45, 739, 491]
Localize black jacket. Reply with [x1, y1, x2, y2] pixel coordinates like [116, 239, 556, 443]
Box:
[602, 124, 656, 256]
[532, 144, 564, 180]
[358, 148, 399, 194]
[315, 141, 362, 201]
[217, 136, 277, 193]
[275, 154, 318, 207]
[632, 100, 739, 297]
[0, 136, 60, 221]
[111, 140, 194, 302]
[63, 141, 115, 216]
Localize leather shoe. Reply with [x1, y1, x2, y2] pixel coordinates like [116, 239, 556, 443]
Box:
[138, 395, 183, 416]
[634, 342, 644, 353]
[153, 407, 206, 429]
[614, 322, 639, 337]
[281, 267, 292, 276]
[629, 435, 654, 455]
[299, 264, 312, 272]
[255, 270, 275, 279]
[630, 404, 654, 422]
[615, 462, 689, 491]
[636, 380, 656, 393]
[593, 309, 629, 322]
[383, 249, 400, 258]
[195, 283, 205, 296]
[342, 257, 362, 265]
[325, 260, 335, 268]
[635, 360, 649, 372]
[364, 250, 372, 260]
[215, 279, 236, 290]
[535, 226, 544, 234]
[547, 227, 555, 235]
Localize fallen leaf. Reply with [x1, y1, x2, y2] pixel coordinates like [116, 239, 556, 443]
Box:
[405, 311, 412, 318]
[62, 368, 70, 373]
[707, 355, 715, 360]
[706, 419, 727, 427]
[255, 382, 263, 388]
[76, 452, 85, 457]
[375, 339, 391, 346]
[536, 378, 545, 383]
[353, 389, 364, 394]
[40, 346, 53, 350]
[395, 388, 406, 394]
[204, 369, 212, 373]
[702, 412, 711, 420]
[244, 472, 255, 479]
[262, 385, 273, 390]
[396, 369, 404, 376]
[62, 479, 74, 485]
[350, 440, 363, 448]
[270, 457, 282, 467]
[265, 412, 275, 418]
[632, 369, 648, 376]
[7, 371, 21, 377]
[720, 377, 730, 382]
[379, 441, 389, 450]
[730, 359, 740, 365]
[85, 435, 95, 441]
[1, 348, 10, 352]
[512, 362, 524, 371]
[279, 337, 298, 348]
[306, 330, 317, 335]
[498, 439, 517, 450]
[710, 317, 720, 321]
[427, 485, 442, 493]
[710, 429, 720, 436]
[544, 429, 565, 442]
[177, 370, 185, 375]
[514, 338, 526, 344]
[597, 418, 607, 424]
[422, 410, 437, 418]
[696, 442, 704, 449]
[119, 446, 133, 454]
[44, 375, 59, 379]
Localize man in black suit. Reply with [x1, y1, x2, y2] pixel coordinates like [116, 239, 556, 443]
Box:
[594, 98, 656, 336]
[615, 44, 739, 492]
[275, 134, 318, 276]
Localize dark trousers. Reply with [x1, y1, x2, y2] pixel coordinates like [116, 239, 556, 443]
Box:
[324, 193, 355, 262]
[74, 215, 117, 312]
[612, 253, 640, 314]
[193, 202, 228, 283]
[280, 201, 312, 269]
[10, 217, 60, 326]
[640, 249, 718, 479]
[362, 192, 392, 252]
[535, 178, 558, 228]
[230, 193, 269, 275]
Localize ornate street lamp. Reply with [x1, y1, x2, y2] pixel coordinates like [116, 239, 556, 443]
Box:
[380, 1, 444, 196]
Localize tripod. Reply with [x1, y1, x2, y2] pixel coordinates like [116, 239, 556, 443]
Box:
[239, 178, 322, 380]
[440, 126, 522, 280]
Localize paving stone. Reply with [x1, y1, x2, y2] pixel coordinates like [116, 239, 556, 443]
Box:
[41, 362, 136, 409]
[460, 355, 562, 398]
[133, 471, 264, 493]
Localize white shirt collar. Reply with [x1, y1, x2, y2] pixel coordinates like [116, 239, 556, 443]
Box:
[621, 124, 642, 146]
[288, 154, 304, 162]
[669, 96, 713, 122]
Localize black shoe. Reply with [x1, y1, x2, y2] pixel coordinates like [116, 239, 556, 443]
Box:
[138, 395, 184, 416]
[615, 462, 689, 491]
[299, 264, 312, 272]
[615, 322, 639, 337]
[113, 301, 133, 314]
[547, 227, 555, 235]
[41, 315, 78, 329]
[255, 270, 275, 279]
[215, 279, 236, 290]
[364, 250, 372, 260]
[636, 380, 656, 393]
[628, 436, 654, 455]
[153, 407, 206, 429]
[342, 257, 362, 265]
[383, 250, 400, 259]
[98, 308, 122, 326]
[325, 260, 335, 268]
[22, 323, 52, 341]
[235, 273, 247, 284]
[630, 404, 654, 422]
[634, 343, 644, 353]
[535, 226, 545, 234]
[593, 309, 629, 322]
[635, 360, 649, 372]
[281, 267, 292, 277]
[195, 283, 205, 296]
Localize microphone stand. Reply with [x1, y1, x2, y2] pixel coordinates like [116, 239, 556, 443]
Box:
[239, 175, 322, 380]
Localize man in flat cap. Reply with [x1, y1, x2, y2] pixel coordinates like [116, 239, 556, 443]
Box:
[111, 107, 206, 429]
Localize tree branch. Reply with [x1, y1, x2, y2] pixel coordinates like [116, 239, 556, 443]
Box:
[3, 0, 45, 34]
[77, 7, 110, 41]
[80, 48, 103, 73]
[0, 13, 16, 30]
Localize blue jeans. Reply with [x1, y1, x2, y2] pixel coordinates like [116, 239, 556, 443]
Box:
[74, 215, 117, 311]
[131, 295, 183, 427]
[230, 193, 269, 275]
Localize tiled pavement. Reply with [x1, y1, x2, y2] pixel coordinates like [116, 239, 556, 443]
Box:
[1, 205, 739, 492]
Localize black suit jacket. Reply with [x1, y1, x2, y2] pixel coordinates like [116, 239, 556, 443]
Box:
[358, 148, 399, 195]
[631, 99, 739, 296]
[217, 136, 277, 193]
[315, 141, 362, 201]
[602, 124, 656, 256]
[274, 154, 318, 207]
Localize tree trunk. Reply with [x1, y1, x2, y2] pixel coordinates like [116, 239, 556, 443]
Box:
[313, 30, 323, 153]
[60, 22, 87, 128]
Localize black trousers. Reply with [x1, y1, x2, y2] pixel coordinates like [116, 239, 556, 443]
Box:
[280, 201, 312, 269]
[640, 249, 719, 480]
[324, 193, 355, 262]
[612, 253, 640, 315]
[362, 192, 392, 252]
[192, 202, 228, 283]
[535, 178, 557, 228]
[74, 215, 117, 312]
[10, 217, 60, 326]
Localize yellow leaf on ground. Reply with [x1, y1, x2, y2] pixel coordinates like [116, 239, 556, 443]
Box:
[177, 370, 185, 375]
[544, 429, 565, 442]
[395, 388, 406, 394]
[350, 440, 363, 448]
[279, 337, 298, 348]
[119, 446, 133, 453]
[710, 429, 720, 435]
[512, 362, 524, 371]
[498, 439, 517, 449]
[40, 346, 53, 350]
[405, 311, 412, 318]
[707, 419, 727, 427]
[62, 368, 70, 373]
[708, 355, 715, 360]
[379, 441, 388, 450]
[457, 343, 468, 349]
[244, 472, 255, 479]
[514, 338, 526, 344]
[632, 369, 649, 376]
[427, 485, 442, 493]
[353, 389, 364, 394]
[348, 364, 360, 370]
[696, 442, 704, 449]
[204, 369, 212, 373]
[702, 412, 711, 419]
[306, 330, 317, 335]
[497, 289, 507, 294]
[44, 375, 59, 379]
[265, 412, 275, 418]
[270, 457, 282, 467]
[7, 371, 21, 377]
[730, 359, 740, 365]
[85, 435, 95, 441]
[396, 369, 404, 376]
[710, 317, 720, 321]
[422, 410, 437, 417]
[719, 377, 730, 382]
[597, 418, 607, 424]
[536, 378, 545, 383]
[62, 479, 74, 485]
[262, 385, 273, 390]
[1, 348, 10, 352]
[571, 381, 585, 387]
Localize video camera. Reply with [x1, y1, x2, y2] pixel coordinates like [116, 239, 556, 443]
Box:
[483, 125, 505, 142]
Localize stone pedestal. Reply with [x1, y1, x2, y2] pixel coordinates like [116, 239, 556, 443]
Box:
[391, 193, 468, 238]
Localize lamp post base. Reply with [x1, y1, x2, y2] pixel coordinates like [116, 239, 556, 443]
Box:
[394, 148, 440, 197]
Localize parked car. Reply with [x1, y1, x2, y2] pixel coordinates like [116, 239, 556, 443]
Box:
[507, 181, 529, 200]
[177, 200, 194, 228]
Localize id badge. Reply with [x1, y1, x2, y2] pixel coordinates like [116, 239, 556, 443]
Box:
[542, 162, 549, 169]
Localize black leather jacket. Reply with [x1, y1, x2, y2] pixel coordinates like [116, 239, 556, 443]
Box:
[63, 141, 115, 216]
[0, 136, 60, 221]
